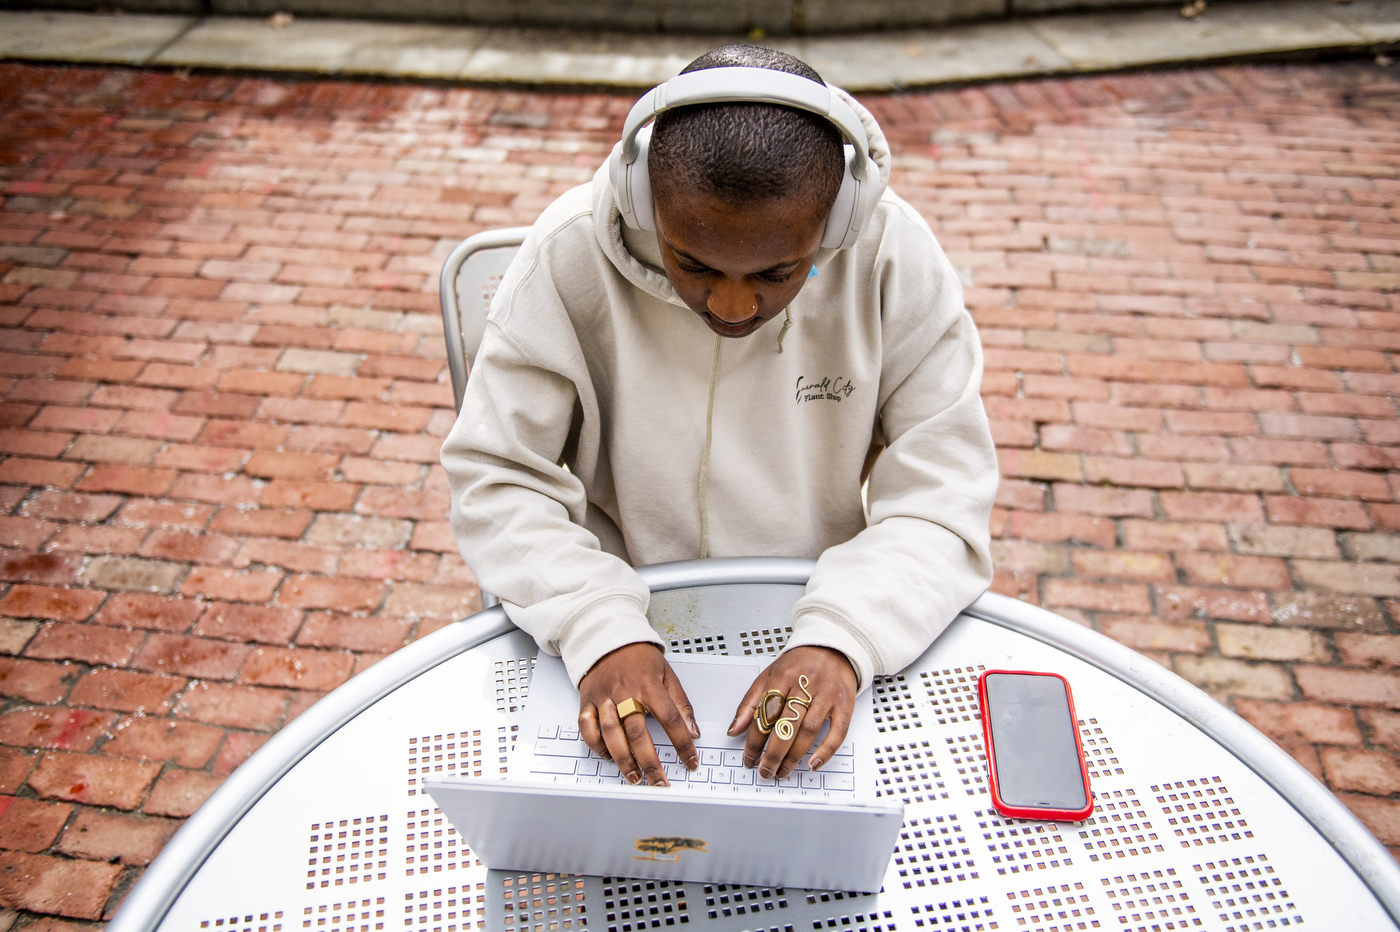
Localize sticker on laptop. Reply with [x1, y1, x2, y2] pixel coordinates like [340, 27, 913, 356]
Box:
[633, 836, 709, 861]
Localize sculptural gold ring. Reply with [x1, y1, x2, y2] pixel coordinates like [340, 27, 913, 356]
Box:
[773, 675, 814, 742]
[755, 689, 786, 734]
[615, 698, 648, 720]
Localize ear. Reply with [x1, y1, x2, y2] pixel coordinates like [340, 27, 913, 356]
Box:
[610, 124, 656, 232]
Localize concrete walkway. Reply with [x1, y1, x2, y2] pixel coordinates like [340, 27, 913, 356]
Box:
[0, 0, 1397, 91]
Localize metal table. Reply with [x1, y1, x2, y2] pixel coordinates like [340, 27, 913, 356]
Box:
[109, 558, 1400, 932]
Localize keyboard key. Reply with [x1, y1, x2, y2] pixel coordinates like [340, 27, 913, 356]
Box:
[599, 761, 620, 778]
[711, 768, 731, 784]
[825, 757, 854, 773]
[535, 739, 588, 758]
[656, 746, 679, 764]
[824, 773, 854, 791]
[700, 750, 722, 766]
[778, 773, 800, 788]
[801, 772, 822, 789]
[722, 751, 744, 768]
[836, 742, 855, 757]
[577, 759, 599, 776]
[538, 725, 559, 739]
[733, 768, 755, 785]
[532, 758, 576, 775]
[560, 726, 580, 740]
[663, 763, 688, 783]
[689, 767, 709, 784]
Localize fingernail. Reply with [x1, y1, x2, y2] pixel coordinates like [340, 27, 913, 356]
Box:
[626, 772, 641, 785]
[688, 717, 700, 739]
[658, 778, 670, 788]
[727, 717, 738, 735]
[810, 757, 823, 770]
[686, 756, 698, 770]
[759, 768, 773, 779]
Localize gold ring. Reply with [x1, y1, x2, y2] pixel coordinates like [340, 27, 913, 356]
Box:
[615, 698, 648, 720]
[773, 675, 814, 742]
[755, 689, 785, 735]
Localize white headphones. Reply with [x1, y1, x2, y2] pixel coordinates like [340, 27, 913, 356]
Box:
[608, 67, 886, 250]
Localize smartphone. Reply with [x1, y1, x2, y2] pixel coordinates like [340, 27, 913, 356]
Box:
[977, 670, 1094, 821]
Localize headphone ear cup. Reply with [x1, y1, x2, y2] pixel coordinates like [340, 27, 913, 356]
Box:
[629, 126, 656, 232]
[821, 145, 860, 249]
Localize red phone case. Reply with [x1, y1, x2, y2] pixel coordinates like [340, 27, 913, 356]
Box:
[977, 669, 1094, 822]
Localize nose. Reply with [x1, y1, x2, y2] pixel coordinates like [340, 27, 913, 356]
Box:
[706, 279, 758, 324]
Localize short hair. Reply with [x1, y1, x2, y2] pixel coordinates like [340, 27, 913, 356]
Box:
[648, 45, 845, 212]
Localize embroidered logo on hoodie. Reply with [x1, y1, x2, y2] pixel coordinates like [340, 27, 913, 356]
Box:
[796, 376, 856, 404]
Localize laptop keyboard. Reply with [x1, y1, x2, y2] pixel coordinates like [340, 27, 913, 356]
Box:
[530, 725, 857, 792]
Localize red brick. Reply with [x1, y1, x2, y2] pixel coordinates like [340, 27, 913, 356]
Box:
[180, 566, 284, 602]
[382, 582, 480, 621]
[0, 708, 115, 752]
[0, 550, 82, 585]
[144, 768, 226, 817]
[0, 795, 72, 852]
[197, 418, 289, 449]
[168, 471, 260, 505]
[0, 458, 83, 490]
[1265, 495, 1371, 530]
[1339, 794, 1400, 847]
[262, 479, 359, 511]
[1052, 484, 1153, 517]
[0, 657, 74, 704]
[1099, 616, 1210, 653]
[297, 612, 411, 652]
[278, 574, 386, 613]
[240, 646, 354, 690]
[1296, 666, 1400, 707]
[69, 669, 185, 714]
[1230, 437, 1330, 466]
[174, 681, 288, 731]
[1159, 491, 1263, 523]
[115, 499, 215, 531]
[93, 592, 203, 632]
[207, 506, 312, 539]
[138, 528, 239, 565]
[1291, 468, 1393, 502]
[1322, 748, 1400, 795]
[1043, 579, 1150, 614]
[409, 521, 457, 553]
[24, 623, 140, 665]
[338, 548, 437, 581]
[27, 751, 161, 810]
[1235, 699, 1362, 744]
[1082, 456, 1183, 488]
[354, 487, 449, 521]
[1175, 552, 1292, 589]
[1182, 463, 1285, 492]
[132, 633, 249, 679]
[194, 601, 303, 645]
[220, 368, 306, 396]
[101, 716, 223, 767]
[55, 808, 181, 865]
[1121, 519, 1227, 551]
[1156, 585, 1270, 622]
[232, 538, 339, 575]
[75, 463, 177, 496]
[212, 731, 270, 775]
[244, 449, 339, 480]
[0, 849, 123, 919]
[0, 430, 71, 458]
[154, 442, 247, 473]
[20, 490, 121, 522]
[1070, 550, 1174, 582]
[45, 525, 146, 556]
[0, 748, 34, 795]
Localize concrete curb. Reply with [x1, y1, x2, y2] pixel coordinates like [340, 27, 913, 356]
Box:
[0, 0, 1397, 91]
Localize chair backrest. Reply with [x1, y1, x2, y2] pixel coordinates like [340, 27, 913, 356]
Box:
[439, 227, 531, 412]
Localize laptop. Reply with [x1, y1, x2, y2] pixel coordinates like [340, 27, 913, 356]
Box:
[426, 650, 904, 891]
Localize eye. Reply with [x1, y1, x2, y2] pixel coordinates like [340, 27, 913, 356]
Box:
[678, 262, 711, 276]
[757, 271, 793, 284]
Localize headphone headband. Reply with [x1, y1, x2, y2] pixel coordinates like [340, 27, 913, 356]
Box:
[618, 67, 870, 183]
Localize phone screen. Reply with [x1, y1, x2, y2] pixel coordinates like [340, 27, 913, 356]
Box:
[984, 673, 1087, 811]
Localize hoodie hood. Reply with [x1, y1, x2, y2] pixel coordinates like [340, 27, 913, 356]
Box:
[592, 85, 893, 305]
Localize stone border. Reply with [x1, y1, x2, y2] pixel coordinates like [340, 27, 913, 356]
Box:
[0, 0, 1397, 91]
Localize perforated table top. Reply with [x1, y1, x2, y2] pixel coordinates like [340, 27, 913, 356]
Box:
[139, 580, 1396, 932]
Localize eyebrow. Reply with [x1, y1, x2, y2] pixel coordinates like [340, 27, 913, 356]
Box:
[668, 242, 803, 276]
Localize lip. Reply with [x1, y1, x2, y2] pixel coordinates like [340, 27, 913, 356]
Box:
[702, 312, 763, 338]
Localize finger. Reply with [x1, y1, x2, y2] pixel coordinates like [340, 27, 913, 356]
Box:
[579, 703, 609, 759]
[779, 701, 828, 778]
[663, 666, 701, 740]
[622, 705, 668, 786]
[809, 695, 853, 771]
[743, 689, 785, 768]
[758, 697, 809, 780]
[653, 672, 698, 770]
[729, 677, 766, 737]
[599, 699, 642, 784]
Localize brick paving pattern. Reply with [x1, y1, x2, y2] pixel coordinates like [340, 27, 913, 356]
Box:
[0, 58, 1396, 922]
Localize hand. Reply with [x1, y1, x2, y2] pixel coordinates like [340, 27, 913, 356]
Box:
[729, 646, 858, 780]
[578, 642, 700, 787]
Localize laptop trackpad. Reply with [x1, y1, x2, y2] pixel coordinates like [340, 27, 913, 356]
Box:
[668, 657, 765, 726]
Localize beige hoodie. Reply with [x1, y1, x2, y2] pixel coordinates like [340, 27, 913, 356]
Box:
[440, 91, 997, 691]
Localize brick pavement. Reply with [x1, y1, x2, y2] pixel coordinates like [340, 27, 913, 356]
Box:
[0, 58, 1396, 922]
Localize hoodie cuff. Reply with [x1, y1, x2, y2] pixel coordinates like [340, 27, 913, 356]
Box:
[783, 609, 876, 694]
[552, 595, 665, 689]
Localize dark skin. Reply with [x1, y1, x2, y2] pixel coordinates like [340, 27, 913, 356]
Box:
[577, 184, 860, 787]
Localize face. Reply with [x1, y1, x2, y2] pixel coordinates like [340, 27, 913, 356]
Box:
[653, 188, 826, 339]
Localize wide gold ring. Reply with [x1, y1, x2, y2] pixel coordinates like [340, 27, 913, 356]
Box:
[755, 689, 786, 735]
[615, 697, 648, 720]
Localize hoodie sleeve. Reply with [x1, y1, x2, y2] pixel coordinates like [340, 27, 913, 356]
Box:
[440, 214, 662, 688]
[781, 196, 998, 692]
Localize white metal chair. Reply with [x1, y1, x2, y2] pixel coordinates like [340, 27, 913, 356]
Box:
[439, 227, 532, 412]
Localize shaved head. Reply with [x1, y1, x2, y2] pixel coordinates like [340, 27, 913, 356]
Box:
[648, 45, 845, 213]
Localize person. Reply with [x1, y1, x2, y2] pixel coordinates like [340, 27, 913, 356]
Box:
[440, 45, 997, 791]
